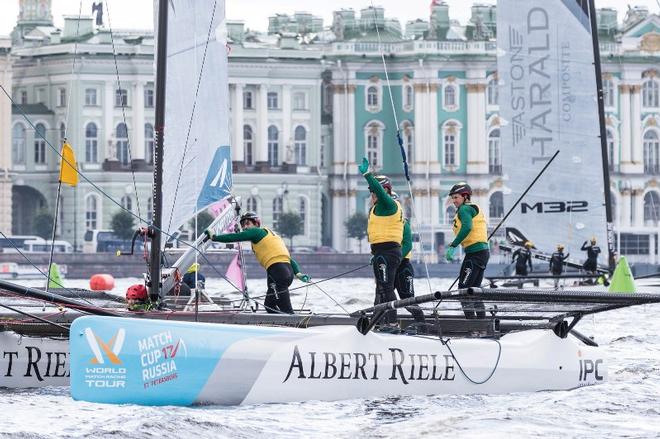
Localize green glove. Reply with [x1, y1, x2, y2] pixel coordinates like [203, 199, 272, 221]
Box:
[296, 273, 311, 283]
[445, 245, 456, 262]
[204, 229, 213, 241]
[358, 157, 370, 175]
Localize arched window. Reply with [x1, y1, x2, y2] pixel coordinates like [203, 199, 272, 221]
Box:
[444, 85, 456, 107]
[644, 191, 660, 224]
[299, 197, 306, 235]
[365, 122, 383, 168]
[85, 122, 98, 163]
[294, 126, 307, 165]
[603, 78, 614, 107]
[643, 130, 659, 174]
[267, 125, 279, 166]
[443, 122, 459, 167]
[445, 205, 456, 225]
[489, 192, 504, 220]
[272, 196, 283, 229]
[12, 123, 26, 164]
[246, 196, 258, 213]
[121, 195, 132, 212]
[642, 79, 659, 108]
[34, 123, 47, 164]
[367, 86, 379, 108]
[487, 77, 498, 105]
[243, 125, 253, 165]
[116, 123, 129, 165]
[606, 128, 615, 172]
[145, 123, 154, 164]
[85, 195, 98, 230]
[488, 129, 501, 174]
[403, 83, 414, 110]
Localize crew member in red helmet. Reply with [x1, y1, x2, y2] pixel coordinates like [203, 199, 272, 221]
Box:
[126, 284, 153, 311]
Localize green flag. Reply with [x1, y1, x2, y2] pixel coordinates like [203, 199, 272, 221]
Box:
[608, 256, 636, 294]
[48, 263, 64, 289]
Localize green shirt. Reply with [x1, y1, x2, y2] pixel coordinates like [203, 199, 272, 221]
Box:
[451, 204, 489, 253]
[364, 173, 397, 216]
[401, 220, 412, 259]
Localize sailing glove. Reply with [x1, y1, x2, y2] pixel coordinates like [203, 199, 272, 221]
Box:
[203, 229, 213, 241]
[445, 245, 456, 262]
[296, 273, 311, 283]
[358, 157, 370, 175]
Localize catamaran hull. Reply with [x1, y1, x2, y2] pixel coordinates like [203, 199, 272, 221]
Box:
[69, 317, 606, 406]
[0, 331, 69, 387]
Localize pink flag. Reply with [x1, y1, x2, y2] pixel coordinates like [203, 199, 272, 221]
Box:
[225, 254, 245, 292]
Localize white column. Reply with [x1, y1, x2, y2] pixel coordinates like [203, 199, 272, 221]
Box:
[331, 83, 345, 175]
[133, 81, 145, 160]
[466, 83, 488, 174]
[282, 85, 291, 164]
[257, 84, 268, 163]
[0, 52, 12, 232]
[633, 189, 644, 227]
[104, 82, 115, 161]
[428, 84, 439, 170]
[621, 189, 631, 227]
[630, 85, 643, 172]
[347, 84, 356, 166]
[232, 83, 244, 162]
[619, 85, 632, 171]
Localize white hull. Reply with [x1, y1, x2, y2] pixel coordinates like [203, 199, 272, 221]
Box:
[0, 332, 69, 388]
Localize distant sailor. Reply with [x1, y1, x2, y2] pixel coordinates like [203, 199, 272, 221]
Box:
[512, 241, 534, 276]
[360, 157, 404, 326]
[391, 192, 425, 325]
[126, 284, 154, 311]
[205, 212, 310, 314]
[182, 262, 205, 290]
[445, 182, 489, 319]
[549, 244, 570, 288]
[581, 237, 601, 275]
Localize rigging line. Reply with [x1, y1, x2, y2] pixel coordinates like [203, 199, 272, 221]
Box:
[0, 302, 69, 332]
[312, 282, 350, 314]
[63, 0, 84, 140]
[368, 0, 433, 294]
[288, 263, 371, 292]
[105, 0, 143, 222]
[165, 0, 218, 235]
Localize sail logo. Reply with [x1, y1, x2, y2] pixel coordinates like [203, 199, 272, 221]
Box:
[85, 327, 125, 365]
[198, 145, 232, 210]
[521, 201, 588, 214]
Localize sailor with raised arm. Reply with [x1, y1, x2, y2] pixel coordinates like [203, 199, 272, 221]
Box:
[359, 157, 404, 327]
[512, 241, 534, 276]
[205, 212, 310, 314]
[445, 182, 490, 319]
[581, 237, 601, 275]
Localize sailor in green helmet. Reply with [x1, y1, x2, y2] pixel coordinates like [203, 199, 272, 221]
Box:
[445, 182, 490, 319]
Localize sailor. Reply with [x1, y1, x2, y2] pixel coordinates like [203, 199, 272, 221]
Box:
[581, 237, 601, 275]
[549, 244, 570, 288]
[205, 212, 310, 314]
[445, 182, 489, 319]
[126, 284, 154, 311]
[390, 192, 425, 325]
[359, 157, 404, 326]
[182, 262, 205, 290]
[512, 241, 534, 276]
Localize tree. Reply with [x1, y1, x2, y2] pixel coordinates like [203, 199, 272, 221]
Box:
[189, 210, 214, 238]
[344, 211, 368, 253]
[32, 211, 54, 240]
[276, 211, 303, 248]
[111, 210, 135, 240]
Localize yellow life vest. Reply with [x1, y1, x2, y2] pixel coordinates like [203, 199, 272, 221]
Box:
[452, 203, 487, 248]
[251, 228, 291, 269]
[368, 201, 404, 244]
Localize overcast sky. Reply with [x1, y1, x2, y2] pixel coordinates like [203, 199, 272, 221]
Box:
[0, 0, 658, 35]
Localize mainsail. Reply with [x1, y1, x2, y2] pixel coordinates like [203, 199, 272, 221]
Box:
[160, 0, 232, 244]
[497, 0, 608, 255]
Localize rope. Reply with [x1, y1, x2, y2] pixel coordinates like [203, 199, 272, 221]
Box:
[441, 336, 502, 385]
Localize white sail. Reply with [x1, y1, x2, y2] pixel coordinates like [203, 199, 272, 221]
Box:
[160, 0, 232, 243]
[497, 0, 607, 254]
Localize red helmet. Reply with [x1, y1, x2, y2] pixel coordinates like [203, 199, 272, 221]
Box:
[126, 284, 148, 300]
[373, 175, 392, 192]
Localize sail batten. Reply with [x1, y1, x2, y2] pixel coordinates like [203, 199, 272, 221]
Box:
[497, 0, 607, 255]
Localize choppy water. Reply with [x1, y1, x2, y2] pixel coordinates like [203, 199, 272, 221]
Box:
[3, 276, 660, 438]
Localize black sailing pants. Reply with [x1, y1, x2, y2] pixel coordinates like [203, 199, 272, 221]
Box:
[371, 242, 402, 324]
[458, 249, 490, 319]
[394, 258, 425, 323]
[265, 262, 294, 314]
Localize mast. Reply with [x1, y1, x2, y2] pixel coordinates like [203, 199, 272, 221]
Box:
[587, 0, 616, 273]
[149, 0, 168, 301]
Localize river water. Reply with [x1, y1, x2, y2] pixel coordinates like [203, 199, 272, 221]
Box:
[2, 276, 660, 438]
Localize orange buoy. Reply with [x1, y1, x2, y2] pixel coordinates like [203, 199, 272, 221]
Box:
[89, 274, 115, 291]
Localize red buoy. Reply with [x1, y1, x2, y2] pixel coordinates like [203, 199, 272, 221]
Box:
[89, 274, 115, 291]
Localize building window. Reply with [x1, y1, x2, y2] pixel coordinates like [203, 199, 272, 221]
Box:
[293, 92, 307, 110]
[247, 196, 258, 213]
[365, 122, 384, 168]
[272, 196, 283, 229]
[644, 191, 660, 224]
[268, 125, 279, 166]
[12, 123, 26, 164]
[116, 123, 130, 165]
[36, 88, 45, 104]
[367, 86, 379, 110]
[320, 134, 326, 168]
[34, 123, 47, 164]
[489, 192, 504, 220]
[115, 88, 128, 107]
[85, 195, 98, 230]
[607, 128, 615, 172]
[57, 88, 67, 107]
[488, 128, 501, 174]
[642, 80, 659, 108]
[603, 78, 614, 107]
[121, 195, 133, 213]
[443, 121, 460, 167]
[59, 122, 66, 142]
[487, 78, 498, 106]
[294, 126, 307, 165]
[644, 130, 660, 174]
[401, 121, 414, 165]
[243, 125, 254, 166]
[322, 84, 333, 114]
[267, 92, 279, 110]
[243, 90, 254, 109]
[19, 90, 27, 105]
[85, 88, 97, 106]
[85, 122, 98, 163]
[145, 123, 154, 164]
[403, 83, 414, 111]
[144, 88, 154, 108]
[299, 197, 306, 235]
[619, 233, 650, 255]
[444, 85, 456, 107]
